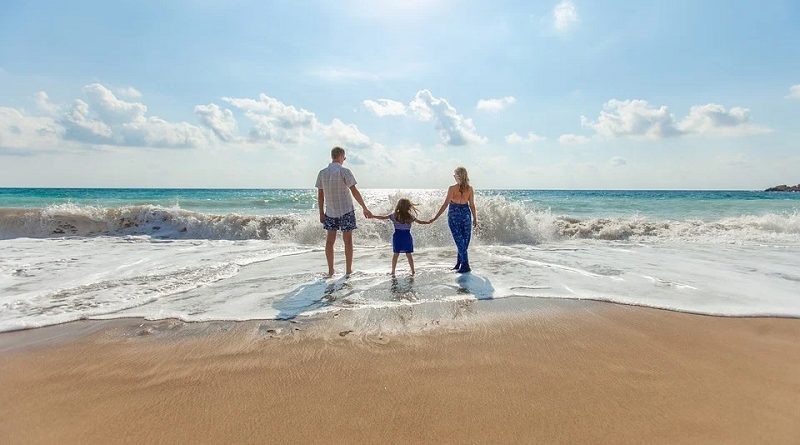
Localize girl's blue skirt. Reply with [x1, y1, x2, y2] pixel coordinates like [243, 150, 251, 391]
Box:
[392, 230, 413, 253]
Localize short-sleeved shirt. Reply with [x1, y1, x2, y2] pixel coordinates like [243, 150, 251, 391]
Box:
[389, 214, 412, 231]
[315, 162, 357, 218]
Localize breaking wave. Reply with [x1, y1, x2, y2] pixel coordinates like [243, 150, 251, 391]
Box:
[1, 198, 798, 244]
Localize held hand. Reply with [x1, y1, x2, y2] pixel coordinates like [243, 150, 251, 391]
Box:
[364, 208, 373, 219]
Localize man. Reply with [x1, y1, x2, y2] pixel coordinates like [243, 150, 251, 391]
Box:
[316, 146, 372, 276]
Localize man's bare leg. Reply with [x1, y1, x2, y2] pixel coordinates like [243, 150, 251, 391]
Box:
[325, 230, 337, 276]
[343, 231, 354, 275]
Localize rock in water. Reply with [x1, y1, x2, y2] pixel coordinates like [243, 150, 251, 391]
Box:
[765, 184, 800, 192]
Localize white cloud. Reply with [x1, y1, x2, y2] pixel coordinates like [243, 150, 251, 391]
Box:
[34, 91, 59, 115]
[62, 99, 113, 143]
[610, 156, 627, 167]
[787, 85, 800, 99]
[677, 103, 769, 136]
[581, 99, 680, 139]
[195, 103, 239, 142]
[119, 117, 207, 148]
[83, 83, 147, 123]
[116, 86, 143, 99]
[223, 94, 317, 143]
[363, 99, 407, 116]
[59, 84, 208, 148]
[409, 90, 486, 145]
[553, 1, 578, 32]
[322, 118, 373, 149]
[222, 92, 385, 154]
[581, 99, 769, 139]
[476, 96, 516, 112]
[3, 86, 386, 156]
[505, 132, 545, 144]
[0, 107, 63, 152]
[558, 134, 590, 145]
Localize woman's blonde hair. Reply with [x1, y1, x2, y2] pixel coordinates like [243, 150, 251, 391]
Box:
[454, 167, 470, 193]
[394, 198, 418, 224]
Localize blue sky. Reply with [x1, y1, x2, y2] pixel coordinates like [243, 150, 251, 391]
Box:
[1, 0, 799, 189]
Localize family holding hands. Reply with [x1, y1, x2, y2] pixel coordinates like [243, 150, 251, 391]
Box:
[316, 146, 477, 277]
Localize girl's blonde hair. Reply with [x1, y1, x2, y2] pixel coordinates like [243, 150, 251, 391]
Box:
[454, 166, 470, 193]
[394, 198, 418, 224]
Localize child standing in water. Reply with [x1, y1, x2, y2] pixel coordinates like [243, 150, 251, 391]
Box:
[372, 198, 431, 276]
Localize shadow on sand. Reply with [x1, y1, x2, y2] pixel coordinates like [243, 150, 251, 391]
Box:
[455, 273, 495, 300]
[272, 276, 350, 320]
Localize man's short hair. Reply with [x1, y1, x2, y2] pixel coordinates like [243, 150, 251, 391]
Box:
[331, 146, 345, 160]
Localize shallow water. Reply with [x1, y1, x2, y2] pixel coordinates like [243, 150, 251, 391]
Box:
[1, 188, 799, 332]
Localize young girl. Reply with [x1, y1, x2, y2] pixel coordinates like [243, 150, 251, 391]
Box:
[372, 198, 431, 276]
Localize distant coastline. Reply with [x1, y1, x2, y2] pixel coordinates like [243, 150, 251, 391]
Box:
[765, 184, 800, 192]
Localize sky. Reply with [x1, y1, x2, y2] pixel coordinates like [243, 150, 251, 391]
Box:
[1, 0, 799, 189]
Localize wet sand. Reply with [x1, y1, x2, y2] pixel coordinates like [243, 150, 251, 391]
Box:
[1, 301, 799, 444]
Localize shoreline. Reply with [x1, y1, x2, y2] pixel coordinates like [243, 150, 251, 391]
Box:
[2, 300, 799, 444]
[3, 293, 800, 341]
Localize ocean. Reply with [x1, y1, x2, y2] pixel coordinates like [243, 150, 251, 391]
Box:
[1, 188, 799, 332]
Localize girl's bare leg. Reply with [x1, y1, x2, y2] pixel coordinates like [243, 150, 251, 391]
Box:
[391, 253, 399, 276]
[406, 253, 415, 275]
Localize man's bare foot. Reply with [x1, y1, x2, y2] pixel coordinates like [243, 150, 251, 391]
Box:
[326, 270, 334, 278]
[345, 270, 353, 277]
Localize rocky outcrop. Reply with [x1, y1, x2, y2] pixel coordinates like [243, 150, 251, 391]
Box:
[765, 184, 800, 192]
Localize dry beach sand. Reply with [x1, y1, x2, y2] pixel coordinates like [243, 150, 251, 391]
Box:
[1, 300, 799, 444]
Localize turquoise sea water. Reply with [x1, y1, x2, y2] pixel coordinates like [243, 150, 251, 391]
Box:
[1, 188, 798, 220]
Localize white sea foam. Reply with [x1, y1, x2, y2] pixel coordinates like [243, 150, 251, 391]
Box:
[1, 194, 799, 333]
[0, 238, 312, 332]
[1, 197, 799, 244]
[1, 235, 799, 333]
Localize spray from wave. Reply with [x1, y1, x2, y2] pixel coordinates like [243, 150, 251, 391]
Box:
[0, 197, 798, 244]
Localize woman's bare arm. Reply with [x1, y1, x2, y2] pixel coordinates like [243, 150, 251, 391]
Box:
[431, 187, 452, 222]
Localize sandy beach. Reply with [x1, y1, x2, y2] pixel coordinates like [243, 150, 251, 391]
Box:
[1, 300, 799, 444]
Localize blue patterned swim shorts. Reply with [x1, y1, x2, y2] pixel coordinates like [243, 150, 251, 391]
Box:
[323, 210, 357, 232]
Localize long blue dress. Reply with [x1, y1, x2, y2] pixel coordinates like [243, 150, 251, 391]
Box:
[447, 202, 472, 273]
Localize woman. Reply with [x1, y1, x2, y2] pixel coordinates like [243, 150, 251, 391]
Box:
[430, 167, 477, 273]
